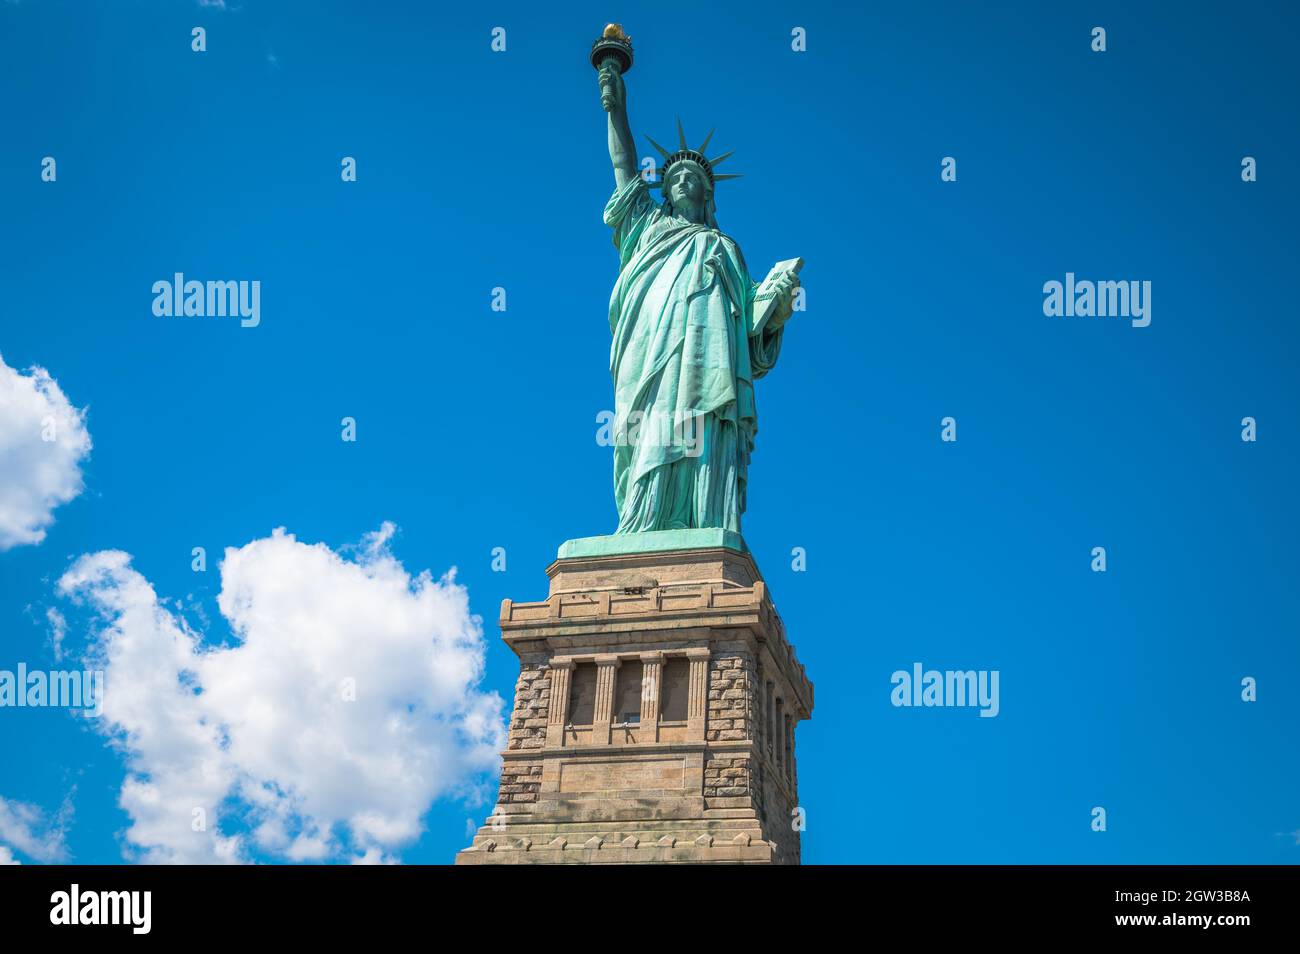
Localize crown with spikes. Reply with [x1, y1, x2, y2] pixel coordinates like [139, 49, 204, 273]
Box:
[646, 118, 742, 189]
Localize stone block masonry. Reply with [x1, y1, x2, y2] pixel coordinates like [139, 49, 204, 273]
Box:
[457, 545, 813, 865]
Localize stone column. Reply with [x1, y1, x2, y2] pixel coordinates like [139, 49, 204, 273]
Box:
[592, 655, 621, 745]
[639, 652, 663, 743]
[759, 681, 769, 764]
[774, 698, 785, 774]
[785, 714, 794, 783]
[545, 659, 573, 750]
[686, 648, 710, 741]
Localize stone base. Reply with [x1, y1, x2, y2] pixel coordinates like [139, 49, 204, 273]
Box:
[456, 833, 776, 865]
[556, 528, 746, 560]
[456, 545, 812, 865]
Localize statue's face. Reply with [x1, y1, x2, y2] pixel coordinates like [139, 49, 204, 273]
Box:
[668, 164, 706, 206]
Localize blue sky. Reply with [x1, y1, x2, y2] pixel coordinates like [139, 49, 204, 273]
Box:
[1, 0, 1298, 864]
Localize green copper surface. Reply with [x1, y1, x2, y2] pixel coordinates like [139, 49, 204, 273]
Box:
[596, 50, 802, 538]
[557, 528, 747, 560]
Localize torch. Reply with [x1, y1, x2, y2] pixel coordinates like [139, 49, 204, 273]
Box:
[590, 23, 634, 112]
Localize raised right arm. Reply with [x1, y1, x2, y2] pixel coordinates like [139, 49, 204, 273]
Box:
[599, 62, 637, 190]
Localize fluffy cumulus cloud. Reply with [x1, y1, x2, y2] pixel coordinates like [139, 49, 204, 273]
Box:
[0, 796, 70, 863]
[57, 525, 505, 864]
[0, 353, 92, 550]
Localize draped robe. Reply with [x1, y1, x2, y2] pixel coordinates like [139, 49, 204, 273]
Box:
[603, 175, 784, 534]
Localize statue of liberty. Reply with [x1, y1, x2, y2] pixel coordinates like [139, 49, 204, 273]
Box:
[595, 27, 802, 537]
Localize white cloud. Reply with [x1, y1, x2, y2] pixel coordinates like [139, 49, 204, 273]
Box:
[57, 527, 505, 864]
[0, 354, 91, 551]
[351, 847, 398, 865]
[46, 606, 67, 660]
[0, 796, 70, 863]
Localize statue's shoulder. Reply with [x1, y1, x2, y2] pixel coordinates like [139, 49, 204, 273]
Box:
[713, 228, 746, 264]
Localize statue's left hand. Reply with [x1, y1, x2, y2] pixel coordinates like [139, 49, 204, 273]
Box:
[770, 272, 801, 327]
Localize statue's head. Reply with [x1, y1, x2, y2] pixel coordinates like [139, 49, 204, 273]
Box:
[648, 122, 740, 230]
[666, 161, 709, 206]
[661, 160, 716, 226]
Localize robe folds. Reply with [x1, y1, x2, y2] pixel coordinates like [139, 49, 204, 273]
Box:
[603, 176, 783, 534]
